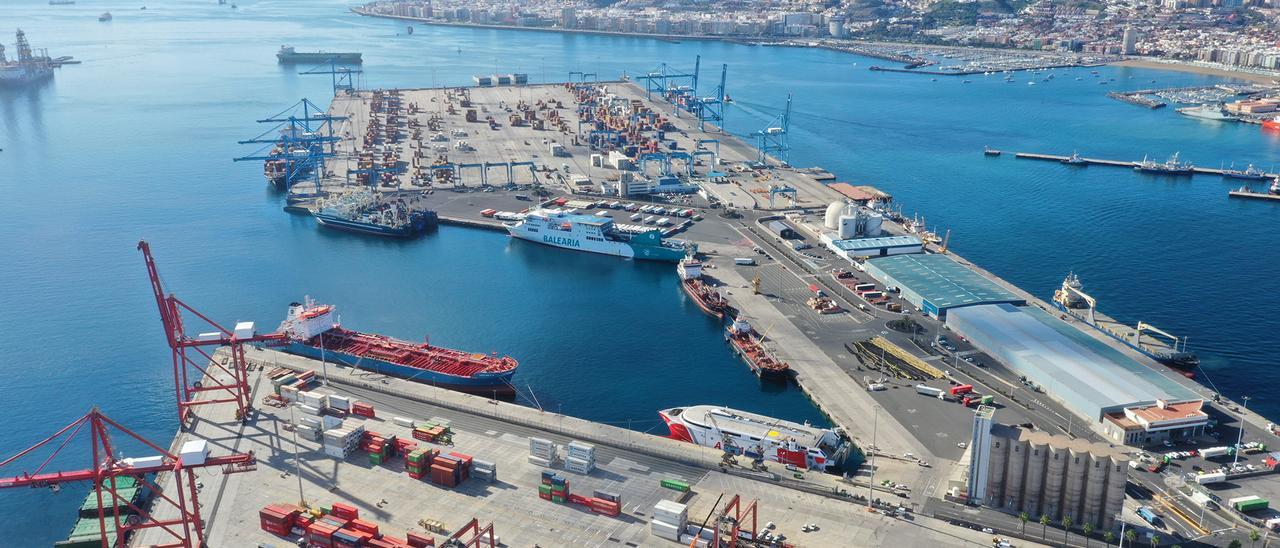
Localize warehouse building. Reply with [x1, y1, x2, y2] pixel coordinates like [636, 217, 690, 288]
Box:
[822, 234, 923, 261]
[968, 408, 1129, 530]
[863, 254, 1024, 318]
[946, 303, 1207, 444]
[766, 220, 798, 239]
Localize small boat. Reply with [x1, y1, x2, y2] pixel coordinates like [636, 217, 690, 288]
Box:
[407, 26, 413, 35]
[1262, 117, 1280, 131]
[983, 146, 1001, 156]
[98, 12, 112, 21]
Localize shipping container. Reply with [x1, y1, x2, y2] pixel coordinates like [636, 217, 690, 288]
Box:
[660, 479, 690, 492]
[1237, 498, 1270, 512]
[915, 385, 945, 398]
[734, 257, 756, 266]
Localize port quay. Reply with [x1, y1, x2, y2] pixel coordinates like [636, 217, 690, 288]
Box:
[17, 74, 1280, 548]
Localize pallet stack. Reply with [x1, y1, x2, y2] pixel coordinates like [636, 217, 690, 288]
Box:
[539, 471, 569, 503]
[529, 437, 557, 467]
[651, 500, 689, 542]
[565, 441, 596, 475]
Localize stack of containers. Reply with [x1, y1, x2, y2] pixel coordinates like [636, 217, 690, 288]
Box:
[295, 401, 322, 417]
[430, 453, 463, 487]
[651, 500, 688, 542]
[280, 384, 301, 404]
[395, 438, 418, 457]
[258, 504, 301, 535]
[322, 423, 365, 459]
[405, 448, 430, 480]
[411, 420, 450, 444]
[321, 414, 344, 431]
[447, 451, 473, 481]
[352, 401, 376, 418]
[294, 415, 323, 441]
[306, 513, 350, 546]
[529, 437, 556, 467]
[538, 471, 569, 503]
[565, 441, 596, 475]
[360, 431, 397, 466]
[591, 491, 622, 517]
[472, 459, 497, 482]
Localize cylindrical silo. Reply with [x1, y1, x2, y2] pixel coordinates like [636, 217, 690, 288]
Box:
[1023, 435, 1049, 516]
[1101, 449, 1130, 530]
[824, 201, 844, 230]
[1043, 444, 1066, 520]
[1004, 439, 1028, 511]
[1083, 451, 1108, 526]
[1064, 444, 1089, 522]
[987, 437, 1009, 507]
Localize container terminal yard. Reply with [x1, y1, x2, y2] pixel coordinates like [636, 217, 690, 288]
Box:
[9, 63, 1280, 548]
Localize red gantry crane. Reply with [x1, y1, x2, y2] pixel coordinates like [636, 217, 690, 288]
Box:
[0, 409, 256, 547]
[138, 240, 285, 425]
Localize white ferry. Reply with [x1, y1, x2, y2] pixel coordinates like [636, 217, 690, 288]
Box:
[659, 405, 852, 471]
[504, 209, 689, 262]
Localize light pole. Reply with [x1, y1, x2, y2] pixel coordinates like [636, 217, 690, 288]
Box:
[1117, 513, 1127, 548]
[1232, 395, 1251, 468]
[866, 405, 879, 508]
[288, 405, 306, 507]
[319, 333, 330, 386]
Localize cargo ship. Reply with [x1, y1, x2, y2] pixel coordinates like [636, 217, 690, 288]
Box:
[659, 405, 851, 471]
[1134, 153, 1194, 175]
[277, 46, 362, 64]
[505, 209, 690, 262]
[1263, 117, 1280, 131]
[312, 190, 437, 238]
[1052, 273, 1199, 376]
[277, 299, 518, 395]
[0, 30, 54, 87]
[725, 318, 790, 380]
[676, 258, 732, 320]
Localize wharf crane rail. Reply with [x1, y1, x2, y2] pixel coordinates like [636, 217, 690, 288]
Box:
[1012, 151, 1280, 178]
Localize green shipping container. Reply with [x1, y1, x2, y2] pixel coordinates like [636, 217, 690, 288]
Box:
[56, 517, 121, 548]
[551, 495, 565, 504]
[980, 395, 994, 405]
[538, 485, 552, 495]
[1236, 499, 1269, 512]
[660, 479, 690, 492]
[369, 453, 383, 466]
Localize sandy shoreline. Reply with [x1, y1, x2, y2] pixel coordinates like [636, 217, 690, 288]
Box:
[1112, 58, 1278, 84]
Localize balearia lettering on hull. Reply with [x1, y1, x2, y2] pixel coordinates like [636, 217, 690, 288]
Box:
[543, 235, 581, 248]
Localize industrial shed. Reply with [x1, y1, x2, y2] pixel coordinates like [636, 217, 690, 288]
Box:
[863, 254, 1024, 318]
[945, 303, 1203, 425]
[826, 235, 922, 261]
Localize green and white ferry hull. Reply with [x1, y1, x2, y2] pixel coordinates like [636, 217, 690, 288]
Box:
[505, 209, 689, 262]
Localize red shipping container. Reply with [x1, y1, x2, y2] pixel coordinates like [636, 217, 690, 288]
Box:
[307, 521, 340, 546]
[349, 518, 380, 536]
[408, 471, 424, 480]
[406, 531, 436, 547]
[539, 492, 553, 501]
[378, 536, 412, 548]
[568, 494, 591, 506]
[331, 502, 359, 520]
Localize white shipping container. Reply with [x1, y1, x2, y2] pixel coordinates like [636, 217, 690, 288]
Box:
[233, 321, 256, 339]
[528, 455, 552, 467]
[296, 404, 321, 416]
[393, 416, 416, 428]
[123, 455, 166, 469]
[297, 416, 322, 429]
[179, 440, 208, 466]
[326, 395, 351, 411]
[1196, 472, 1227, 484]
[654, 500, 689, 522]
[651, 520, 683, 541]
[473, 459, 496, 472]
[281, 385, 299, 403]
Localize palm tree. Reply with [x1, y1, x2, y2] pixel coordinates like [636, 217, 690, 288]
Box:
[1104, 530, 1115, 546]
[1063, 515, 1074, 544]
[1083, 522, 1095, 548]
[1229, 540, 1243, 548]
[1251, 529, 1261, 547]
[1019, 511, 1029, 535]
[1041, 514, 1051, 540]
[1125, 528, 1138, 547]
[1150, 534, 1160, 548]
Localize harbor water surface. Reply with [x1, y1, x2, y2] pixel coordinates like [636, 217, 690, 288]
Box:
[2, 0, 1279, 542]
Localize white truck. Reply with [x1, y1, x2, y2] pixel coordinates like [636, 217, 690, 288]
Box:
[915, 385, 945, 398]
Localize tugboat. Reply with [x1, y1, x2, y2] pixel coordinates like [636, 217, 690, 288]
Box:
[1061, 151, 1087, 165]
[1134, 152, 1194, 175]
[1221, 163, 1268, 181]
[983, 146, 1001, 156]
[725, 318, 790, 381]
[98, 12, 112, 22]
[676, 257, 732, 321]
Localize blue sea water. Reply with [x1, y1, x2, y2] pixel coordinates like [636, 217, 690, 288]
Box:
[2, 0, 1278, 542]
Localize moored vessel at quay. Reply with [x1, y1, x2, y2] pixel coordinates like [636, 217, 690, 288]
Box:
[311, 189, 437, 238]
[676, 257, 732, 320]
[724, 318, 790, 380]
[659, 405, 852, 471]
[276, 299, 518, 395]
[504, 209, 690, 262]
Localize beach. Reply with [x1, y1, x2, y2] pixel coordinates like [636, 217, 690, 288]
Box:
[1113, 57, 1278, 84]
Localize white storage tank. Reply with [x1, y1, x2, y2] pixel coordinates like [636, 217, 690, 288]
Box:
[824, 201, 846, 230]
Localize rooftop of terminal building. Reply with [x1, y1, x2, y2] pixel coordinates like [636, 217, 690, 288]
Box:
[865, 253, 1025, 312]
[829, 235, 923, 252]
[946, 303, 1203, 422]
